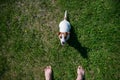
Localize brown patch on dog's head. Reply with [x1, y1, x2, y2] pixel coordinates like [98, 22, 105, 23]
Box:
[58, 32, 70, 45]
[58, 32, 61, 35]
[58, 32, 70, 39]
[58, 32, 62, 39]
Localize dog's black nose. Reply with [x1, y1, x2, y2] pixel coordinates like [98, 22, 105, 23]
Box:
[62, 42, 65, 44]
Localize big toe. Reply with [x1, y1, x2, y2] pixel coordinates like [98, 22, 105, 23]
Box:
[77, 66, 84, 75]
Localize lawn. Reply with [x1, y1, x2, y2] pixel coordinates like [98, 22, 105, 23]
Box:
[0, 0, 120, 80]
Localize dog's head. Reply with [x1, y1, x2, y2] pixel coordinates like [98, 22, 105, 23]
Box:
[58, 32, 70, 45]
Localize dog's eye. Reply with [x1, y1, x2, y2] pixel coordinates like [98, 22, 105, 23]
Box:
[65, 36, 67, 39]
[60, 36, 62, 39]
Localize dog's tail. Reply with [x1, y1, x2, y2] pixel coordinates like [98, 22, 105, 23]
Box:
[64, 10, 67, 20]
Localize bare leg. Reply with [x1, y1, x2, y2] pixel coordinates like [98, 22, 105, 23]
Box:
[76, 66, 85, 80]
[44, 66, 52, 80]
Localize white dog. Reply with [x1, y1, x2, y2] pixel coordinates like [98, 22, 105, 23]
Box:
[58, 11, 71, 45]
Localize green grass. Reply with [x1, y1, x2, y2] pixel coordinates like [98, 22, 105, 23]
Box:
[0, 0, 120, 80]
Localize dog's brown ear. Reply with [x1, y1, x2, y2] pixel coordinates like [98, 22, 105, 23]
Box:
[58, 32, 61, 35]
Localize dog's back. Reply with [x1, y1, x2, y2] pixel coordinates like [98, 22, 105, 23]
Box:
[59, 11, 71, 32]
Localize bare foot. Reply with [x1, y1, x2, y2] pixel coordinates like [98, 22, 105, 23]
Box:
[44, 66, 52, 80]
[76, 66, 85, 80]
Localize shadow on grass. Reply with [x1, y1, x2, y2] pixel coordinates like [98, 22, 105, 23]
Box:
[67, 14, 89, 59]
[68, 25, 89, 59]
[51, 71, 55, 80]
[0, 55, 9, 79]
[0, 0, 16, 4]
[83, 75, 86, 80]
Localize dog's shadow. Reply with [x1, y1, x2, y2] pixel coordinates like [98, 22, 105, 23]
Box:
[68, 25, 89, 58]
[67, 25, 89, 59]
[66, 13, 89, 59]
